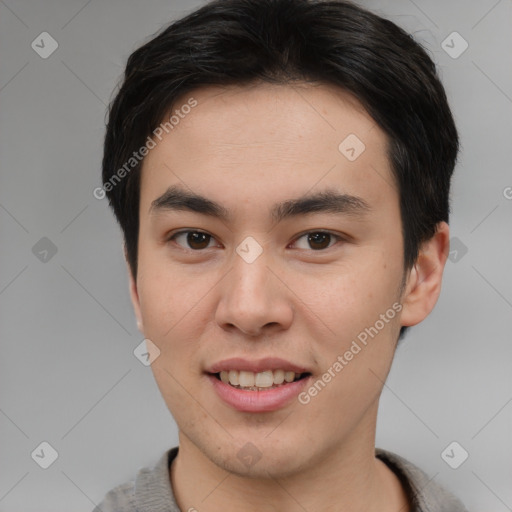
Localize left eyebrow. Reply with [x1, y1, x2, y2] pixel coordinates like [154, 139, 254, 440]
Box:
[149, 184, 371, 223]
[271, 188, 371, 223]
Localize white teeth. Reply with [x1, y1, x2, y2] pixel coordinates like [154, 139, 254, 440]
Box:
[273, 369, 285, 385]
[238, 371, 255, 387]
[254, 371, 274, 388]
[228, 370, 239, 386]
[217, 369, 304, 388]
[284, 371, 295, 383]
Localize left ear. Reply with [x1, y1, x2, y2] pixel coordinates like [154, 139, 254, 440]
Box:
[400, 221, 450, 327]
[124, 247, 144, 334]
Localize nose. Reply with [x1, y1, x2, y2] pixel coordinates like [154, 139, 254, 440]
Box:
[215, 246, 293, 337]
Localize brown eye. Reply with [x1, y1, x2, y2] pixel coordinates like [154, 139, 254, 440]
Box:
[293, 231, 340, 251]
[170, 231, 215, 250]
[307, 232, 332, 250]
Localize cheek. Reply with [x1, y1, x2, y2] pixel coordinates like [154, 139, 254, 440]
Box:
[295, 257, 403, 391]
[137, 269, 208, 409]
[296, 257, 402, 338]
[136, 247, 212, 338]
[297, 276, 401, 423]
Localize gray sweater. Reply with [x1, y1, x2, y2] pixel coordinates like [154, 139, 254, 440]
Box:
[93, 447, 468, 511]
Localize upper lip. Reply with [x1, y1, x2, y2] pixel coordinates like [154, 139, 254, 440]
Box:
[206, 357, 310, 374]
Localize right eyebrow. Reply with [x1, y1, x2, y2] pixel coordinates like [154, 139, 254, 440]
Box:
[150, 184, 231, 221]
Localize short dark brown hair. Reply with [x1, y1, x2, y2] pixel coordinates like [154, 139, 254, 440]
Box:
[102, 0, 459, 300]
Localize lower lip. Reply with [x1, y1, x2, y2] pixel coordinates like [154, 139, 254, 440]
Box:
[207, 374, 311, 412]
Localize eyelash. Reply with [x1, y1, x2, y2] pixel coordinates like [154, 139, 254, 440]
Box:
[166, 229, 346, 252]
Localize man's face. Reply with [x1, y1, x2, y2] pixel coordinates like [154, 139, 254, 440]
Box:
[132, 83, 409, 477]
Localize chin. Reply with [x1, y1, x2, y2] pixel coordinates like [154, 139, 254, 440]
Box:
[209, 438, 313, 479]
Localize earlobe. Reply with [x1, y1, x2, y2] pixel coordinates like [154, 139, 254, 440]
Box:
[400, 222, 450, 327]
[125, 250, 144, 333]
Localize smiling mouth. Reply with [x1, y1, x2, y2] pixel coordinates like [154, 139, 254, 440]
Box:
[211, 370, 311, 391]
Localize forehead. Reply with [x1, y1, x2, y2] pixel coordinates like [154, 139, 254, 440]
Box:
[139, 82, 396, 215]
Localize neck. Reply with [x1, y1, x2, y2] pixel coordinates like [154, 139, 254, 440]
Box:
[170, 411, 409, 512]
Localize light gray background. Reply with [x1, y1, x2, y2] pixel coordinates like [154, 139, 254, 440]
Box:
[1, 0, 511, 510]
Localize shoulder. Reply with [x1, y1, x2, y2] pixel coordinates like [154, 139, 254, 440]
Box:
[376, 448, 469, 512]
[92, 447, 180, 512]
[93, 480, 136, 512]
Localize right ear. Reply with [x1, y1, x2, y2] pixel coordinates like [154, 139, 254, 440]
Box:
[125, 248, 144, 334]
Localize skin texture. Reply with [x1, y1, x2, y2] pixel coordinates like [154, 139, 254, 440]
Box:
[127, 82, 450, 512]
